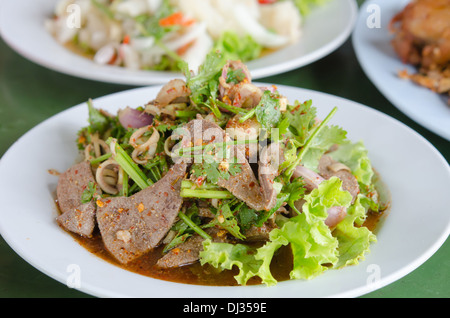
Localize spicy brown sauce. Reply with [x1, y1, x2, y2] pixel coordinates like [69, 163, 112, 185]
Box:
[67, 210, 384, 286]
[69, 229, 292, 286]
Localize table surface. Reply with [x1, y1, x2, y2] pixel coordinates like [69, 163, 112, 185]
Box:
[0, 1, 449, 298]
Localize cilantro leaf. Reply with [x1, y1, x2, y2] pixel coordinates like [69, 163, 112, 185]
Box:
[301, 124, 348, 171]
[282, 99, 317, 145]
[191, 160, 242, 185]
[283, 177, 306, 214]
[204, 202, 246, 240]
[226, 68, 246, 84]
[80, 181, 98, 204]
[180, 51, 226, 117]
[236, 204, 260, 231]
[163, 203, 200, 253]
[87, 99, 109, 135]
[255, 90, 282, 130]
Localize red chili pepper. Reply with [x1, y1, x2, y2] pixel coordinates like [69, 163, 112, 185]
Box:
[122, 35, 130, 45]
[159, 12, 195, 27]
[195, 176, 206, 187]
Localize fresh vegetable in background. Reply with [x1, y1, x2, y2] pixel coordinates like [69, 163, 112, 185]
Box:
[46, 0, 323, 72]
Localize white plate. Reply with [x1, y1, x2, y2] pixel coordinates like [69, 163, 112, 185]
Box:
[0, 84, 449, 298]
[352, 0, 450, 141]
[0, 0, 357, 85]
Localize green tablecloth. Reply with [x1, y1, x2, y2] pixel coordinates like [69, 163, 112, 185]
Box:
[0, 2, 448, 298]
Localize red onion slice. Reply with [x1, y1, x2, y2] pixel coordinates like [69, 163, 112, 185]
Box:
[118, 107, 153, 129]
[293, 164, 347, 228]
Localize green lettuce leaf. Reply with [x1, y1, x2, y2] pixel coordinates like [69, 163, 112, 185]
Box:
[333, 195, 377, 268]
[213, 31, 262, 63]
[275, 177, 352, 280]
[301, 124, 349, 171]
[254, 177, 353, 284]
[328, 141, 381, 211]
[199, 240, 263, 286]
[199, 177, 355, 286]
[329, 141, 374, 188]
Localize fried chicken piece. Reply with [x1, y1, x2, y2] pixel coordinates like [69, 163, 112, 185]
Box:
[390, 0, 450, 69]
[390, 0, 450, 102]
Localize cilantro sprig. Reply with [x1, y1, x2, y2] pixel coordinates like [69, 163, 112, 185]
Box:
[204, 201, 246, 240]
[80, 181, 99, 204]
[191, 161, 241, 185]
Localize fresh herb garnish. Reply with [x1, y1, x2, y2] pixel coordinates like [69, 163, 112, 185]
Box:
[226, 68, 246, 84]
[282, 99, 317, 145]
[80, 181, 98, 204]
[179, 51, 226, 118]
[240, 90, 282, 130]
[191, 160, 242, 185]
[87, 99, 109, 135]
[255, 90, 282, 130]
[204, 201, 246, 240]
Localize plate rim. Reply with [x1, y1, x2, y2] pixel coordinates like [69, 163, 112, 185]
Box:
[0, 84, 449, 298]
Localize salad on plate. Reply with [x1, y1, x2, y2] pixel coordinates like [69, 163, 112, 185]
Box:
[54, 52, 389, 286]
[45, 0, 321, 72]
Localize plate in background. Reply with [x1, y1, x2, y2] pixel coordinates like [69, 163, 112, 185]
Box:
[0, 0, 357, 85]
[353, 0, 450, 141]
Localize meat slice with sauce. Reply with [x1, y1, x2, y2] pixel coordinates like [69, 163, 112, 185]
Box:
[96, 162, 187, 264]
[258, 142, 284, 212]
[156, 228, 230, 269]
[216, 147, 266, 212]
[176, 117, 267, 211]
[56, 161, 101, 238]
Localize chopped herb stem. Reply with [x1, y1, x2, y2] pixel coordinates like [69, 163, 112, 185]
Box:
[121, 170, 129, 197]
[90, 153, 112, 165]
[180, 188, 234, 199]
[207, 98, 223, 119]
[215, 100, 248, 115]
[152, 166, 162, 181]
[107, 138, 153, 190]
[178, 212, 211, 240]
[285, 106, 338, 179]
[238, 107, 256, 123]
[181, 180, 221, 190]
[175, 110, 198, 118]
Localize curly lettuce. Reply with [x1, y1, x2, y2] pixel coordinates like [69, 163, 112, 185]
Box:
[329, 141, 383, 212]
[334, 195, 377, 268]
[329, 141, 374, 188]
[200, 177, 376, 286]
[213, 31, 262, 63]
